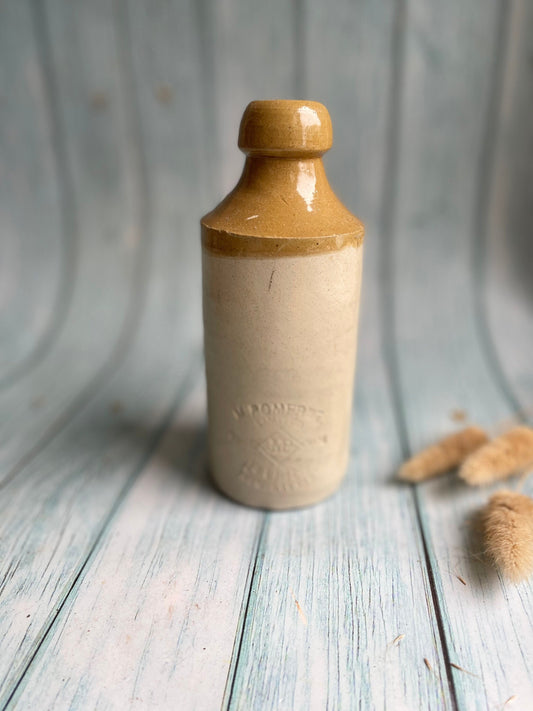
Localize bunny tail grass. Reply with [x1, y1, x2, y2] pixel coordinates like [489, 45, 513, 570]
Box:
[459, 426, 533, 486]
[398, 426, 488, 482]
[481, 490, 533, 582]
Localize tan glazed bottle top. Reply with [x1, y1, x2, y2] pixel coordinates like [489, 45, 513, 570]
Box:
[201, 100, 364, 253]
[238, 100, 333, 156]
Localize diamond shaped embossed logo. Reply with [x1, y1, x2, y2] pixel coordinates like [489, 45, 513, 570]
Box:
[258, 430, 300, 464]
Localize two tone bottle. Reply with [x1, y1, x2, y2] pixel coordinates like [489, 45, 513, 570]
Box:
[201, 100, 364, 509]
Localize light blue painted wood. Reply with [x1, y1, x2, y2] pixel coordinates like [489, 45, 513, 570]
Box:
[3, 2, 293, 708]
[304, 0, 397, 237]
[484, 0, 533, 421]
[9, 380, 262, 711]
[123, 0, 212, 340]
[226, 253, 453, 709]
[0, 0, 65, 384]
[0, 349, 202, 709]
[0, 0, 208, 704]
[0, 0, 531, 708]
[387, 0, 533, 708]
[0, 0, 142, 482]
[224, 1, 453, 708]
[209, 0, 295, 198]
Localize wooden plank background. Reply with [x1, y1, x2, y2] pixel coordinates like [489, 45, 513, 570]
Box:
[0, 0, 531, 709]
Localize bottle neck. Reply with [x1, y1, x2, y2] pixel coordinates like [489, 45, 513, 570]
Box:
[238, 155, 329, 213]
[201, 149, 364, 240]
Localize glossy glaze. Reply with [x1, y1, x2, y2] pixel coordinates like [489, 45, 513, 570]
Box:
[201, 100, 364, 509]
[202, 100, 364, 248]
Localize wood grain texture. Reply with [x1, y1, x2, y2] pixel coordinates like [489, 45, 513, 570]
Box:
[4, 2, 286, 708]
[225, 1, 453, 708]
[484, 0, 533, 421]
[0, 349, 200, 708]
[208, 0, 295, 197]
[226, 251, 453, 709]
[304, 0, 397, 236]
[9, 380, 262, 711]
[123, 0, 208, 339]
[0, 0, 207, 704]
[0, 0, 532, 708]
[0, 0, 64, 384]
[387, 0, 533, 707]
[0, 0, 143, 483]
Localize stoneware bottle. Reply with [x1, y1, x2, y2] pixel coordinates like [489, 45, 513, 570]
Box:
[201, 100, 364, 509]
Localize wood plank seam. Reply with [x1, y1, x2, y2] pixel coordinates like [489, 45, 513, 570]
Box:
[1, 354, 204, 711]
[0, 0, 78, 390]
[382, 203, 460, 711]
[211, 2, 311, 703]
[193, 0, 218, 201]
[378, 0, 459, 705]
[470, 0, 530, 424]
[222, 514, 269, 710]
[383, 0, 532, 706]
[0, 0, 211, 688]
[217, 1, 460, 706]
[292, 0, 306, 96]
[0, 0, 153, 494]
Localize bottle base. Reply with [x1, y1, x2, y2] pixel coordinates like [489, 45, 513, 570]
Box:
[210, 469, 346, 511]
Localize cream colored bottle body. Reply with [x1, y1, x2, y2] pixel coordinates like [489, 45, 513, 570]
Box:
[201, 101, 364, 509]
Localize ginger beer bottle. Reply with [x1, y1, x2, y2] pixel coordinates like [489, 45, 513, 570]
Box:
[201, 100, 364, 509]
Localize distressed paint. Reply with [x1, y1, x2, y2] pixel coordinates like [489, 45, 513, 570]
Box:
[0, 0, 140, 482]
[484, 0, 533, 418]
[0, 0, 531, 708]
[387, 0, 533, 708]
[0, 0, 64, 384]
[0, 0, 207, 704]
[224, 0, 454, 707]
[9, 381, 262, 711]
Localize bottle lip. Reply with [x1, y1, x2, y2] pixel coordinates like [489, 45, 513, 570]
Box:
[238, 100, 333, 156]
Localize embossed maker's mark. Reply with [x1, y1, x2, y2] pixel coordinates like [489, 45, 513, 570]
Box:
[238, 458, 315, 493]
[227, 400, 330, 492]
[231, 401, 325, 428]
[257, 430, 301, 465]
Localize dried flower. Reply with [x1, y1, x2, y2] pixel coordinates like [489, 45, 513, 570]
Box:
[459, 426, 533, 485]
[90, 91, 109, 110]
[155, 84, 173, 104]
[450, 408, 468, 423]
[481, 490, 533, 582]
[398, 426, 488, 482]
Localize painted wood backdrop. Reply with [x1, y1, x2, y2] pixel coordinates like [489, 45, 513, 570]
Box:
[0, 0, 532, 709]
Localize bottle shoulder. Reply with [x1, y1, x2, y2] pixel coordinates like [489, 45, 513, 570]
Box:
[201, 156, 364, 240]
[201, 183, 364, 240]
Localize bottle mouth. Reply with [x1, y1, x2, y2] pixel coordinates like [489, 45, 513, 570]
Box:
[238, 100, 333, 157]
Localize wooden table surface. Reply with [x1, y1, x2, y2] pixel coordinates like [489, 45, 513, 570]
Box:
[1, 1, 532, 709]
